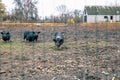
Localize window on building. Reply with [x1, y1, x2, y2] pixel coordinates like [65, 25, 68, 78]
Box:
[104, 16, 108, 22]
[104, 16, 108, 19]
[110, 16, 113, 20]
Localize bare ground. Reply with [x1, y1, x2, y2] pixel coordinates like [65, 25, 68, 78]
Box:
[0, 25, 120, 80]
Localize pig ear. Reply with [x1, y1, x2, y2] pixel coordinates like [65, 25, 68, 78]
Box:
[1, 32, 3, 34]
[53, 39, 56, 42]
[38, 31, 41, 33]
[7, 32, 10, 34]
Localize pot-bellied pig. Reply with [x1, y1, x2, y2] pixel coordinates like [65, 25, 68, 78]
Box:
[23, 31, 40, 42]
[1, 30, 11, 41]
[53, 32, 64, 48]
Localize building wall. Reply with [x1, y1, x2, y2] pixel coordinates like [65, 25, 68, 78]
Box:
[85, 15, 120, 23]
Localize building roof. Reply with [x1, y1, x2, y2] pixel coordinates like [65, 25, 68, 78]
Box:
[84, 6, 120, 15]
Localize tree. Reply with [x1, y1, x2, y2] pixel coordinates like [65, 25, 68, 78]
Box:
[56, 5, 68, 23]
[56, 5, 67, 14]
[0, 2, 6, 17]
[73, 9, 81, 23]
[13, 0, 38, 22]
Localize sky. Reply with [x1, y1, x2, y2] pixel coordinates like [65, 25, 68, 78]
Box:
[2, 0, 120, 17]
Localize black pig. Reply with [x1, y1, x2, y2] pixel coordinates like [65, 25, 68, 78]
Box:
[53, 32, 64, 48]
[1, 30, 11, 41]
[24, 31, 40, 42]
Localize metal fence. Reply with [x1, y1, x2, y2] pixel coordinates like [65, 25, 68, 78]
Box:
[0, 1, 120, 80]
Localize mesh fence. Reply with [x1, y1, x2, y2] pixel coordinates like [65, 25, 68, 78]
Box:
[0, 0, 120, 80]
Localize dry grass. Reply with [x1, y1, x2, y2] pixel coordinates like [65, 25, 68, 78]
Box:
[1, 22, 120, 35]
[80, 22, 120, 31]
[1, 22, 66, 27]
[2, 22, 120, 31]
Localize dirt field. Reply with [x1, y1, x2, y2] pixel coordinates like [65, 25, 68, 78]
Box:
[0, 24, 120, 80]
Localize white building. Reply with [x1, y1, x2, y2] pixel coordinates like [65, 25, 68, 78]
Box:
[83, 6, 120, 23]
